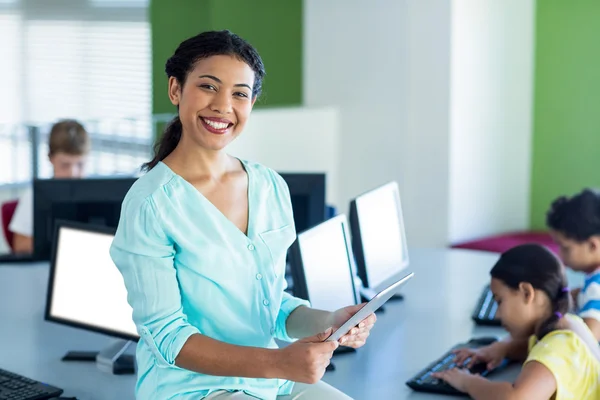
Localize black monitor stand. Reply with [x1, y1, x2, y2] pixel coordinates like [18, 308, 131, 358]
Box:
[326, 345, 357, 372]
[62, 339, 135, 375]
[334, 346, 356, 355]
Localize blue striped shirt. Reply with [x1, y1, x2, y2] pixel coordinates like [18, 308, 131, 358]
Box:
[578, 269, 600, 322]
[110, 160, 310, 400]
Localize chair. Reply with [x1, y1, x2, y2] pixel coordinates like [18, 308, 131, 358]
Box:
[1, 200, 19, 251]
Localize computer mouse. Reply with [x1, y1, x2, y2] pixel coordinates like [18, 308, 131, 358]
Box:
[468, 336, 499, 346]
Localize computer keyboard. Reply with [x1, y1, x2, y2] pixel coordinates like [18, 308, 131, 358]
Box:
[406, 337, 509, 396]
[471, 285, 501, 326]
[0, 368, 63, 400]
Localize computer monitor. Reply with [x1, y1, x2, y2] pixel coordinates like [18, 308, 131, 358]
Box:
[32, 174, 322, 262]
[45, 220, 137, 374]
[33, 177, 137, 261]
[349, 181, 409, 299]
[279, 173, 326, 234]
[289, 214, 360, 312]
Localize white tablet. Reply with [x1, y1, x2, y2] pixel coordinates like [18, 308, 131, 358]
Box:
[325, 272, 414, 342]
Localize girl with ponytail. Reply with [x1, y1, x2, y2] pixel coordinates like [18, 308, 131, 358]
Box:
[433, 244, 600, 399]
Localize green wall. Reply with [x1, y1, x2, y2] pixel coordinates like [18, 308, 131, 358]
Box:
[530, 0, 600, 229]
[150, 0, 303, 117]
[150, 0, 212, 116]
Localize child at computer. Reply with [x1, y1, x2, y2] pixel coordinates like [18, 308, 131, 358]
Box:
[9, 119, 90, 253]
[547, 188, 600, 341]
[433, 244, 600, 399]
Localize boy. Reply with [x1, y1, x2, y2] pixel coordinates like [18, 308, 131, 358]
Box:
[547, 188, 600, 341]
[9, 119, 91, 253]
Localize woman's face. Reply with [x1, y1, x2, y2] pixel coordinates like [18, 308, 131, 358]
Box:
[169, 55, 256, 152]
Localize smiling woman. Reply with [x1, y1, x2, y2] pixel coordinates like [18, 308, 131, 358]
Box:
[109, 30, 373, 400]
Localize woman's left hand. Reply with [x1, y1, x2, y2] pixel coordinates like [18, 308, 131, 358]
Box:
[329, 304, 376, 348]
[432, 368, 473, 393]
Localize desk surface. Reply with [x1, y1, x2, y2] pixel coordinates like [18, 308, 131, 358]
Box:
[0, 248, 584, 400]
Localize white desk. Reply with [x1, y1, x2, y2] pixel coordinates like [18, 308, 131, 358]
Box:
[0, 248, 581, 399]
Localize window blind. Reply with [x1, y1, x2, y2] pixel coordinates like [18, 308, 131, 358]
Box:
[0, 0, 152, 183]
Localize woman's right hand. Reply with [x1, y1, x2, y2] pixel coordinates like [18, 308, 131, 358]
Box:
[452, 341, 507, 371]
[274, 328, 339, 384]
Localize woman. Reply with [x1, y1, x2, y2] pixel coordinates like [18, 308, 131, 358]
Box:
[110, 30, 375, 400]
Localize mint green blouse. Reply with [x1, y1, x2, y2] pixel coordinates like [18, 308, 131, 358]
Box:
[110, 159, 310, 400]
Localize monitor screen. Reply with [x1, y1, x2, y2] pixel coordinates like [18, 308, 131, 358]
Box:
[45, 222, 138, 340]
[350, 181, 409, 290]
[292, 215, 358, 311]
[33, 177, 137, 261]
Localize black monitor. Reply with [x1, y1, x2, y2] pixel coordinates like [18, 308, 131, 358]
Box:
[289, 214, 360, 311]
[33, 177, 137, 261]
[32, 174, 322, 261]
[45, 220, 137, 374]
[349, 181, 409, 300]
[279, 173, 326, 234]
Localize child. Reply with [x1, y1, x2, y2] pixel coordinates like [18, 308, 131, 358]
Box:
[547, 188, 600, 341]
[9, 119, 90, 253]
[433, 244, 600, 399]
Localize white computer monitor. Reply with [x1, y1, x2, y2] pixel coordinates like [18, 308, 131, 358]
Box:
[45, 220, 138, 341]
[290, 214, 360, 312]
[349, 181, 409, 292]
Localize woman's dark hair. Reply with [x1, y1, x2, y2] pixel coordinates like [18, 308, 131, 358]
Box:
[143, 30, 266, 171]
[490, 244, 569, 339]
[546, 188, 600, 242]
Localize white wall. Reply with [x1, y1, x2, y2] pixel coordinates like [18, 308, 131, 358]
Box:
[304, 0, 534, 247]
[403, 0, 452, 247]
[227, 107, 341, 207]
[304, 0, 452, 247]
[448, 0, 535, 243]
[303, 0, 408, 214]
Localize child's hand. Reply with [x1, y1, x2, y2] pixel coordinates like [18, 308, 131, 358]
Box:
[432, 368, 473, 392]
[452, 341, 507, 371]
